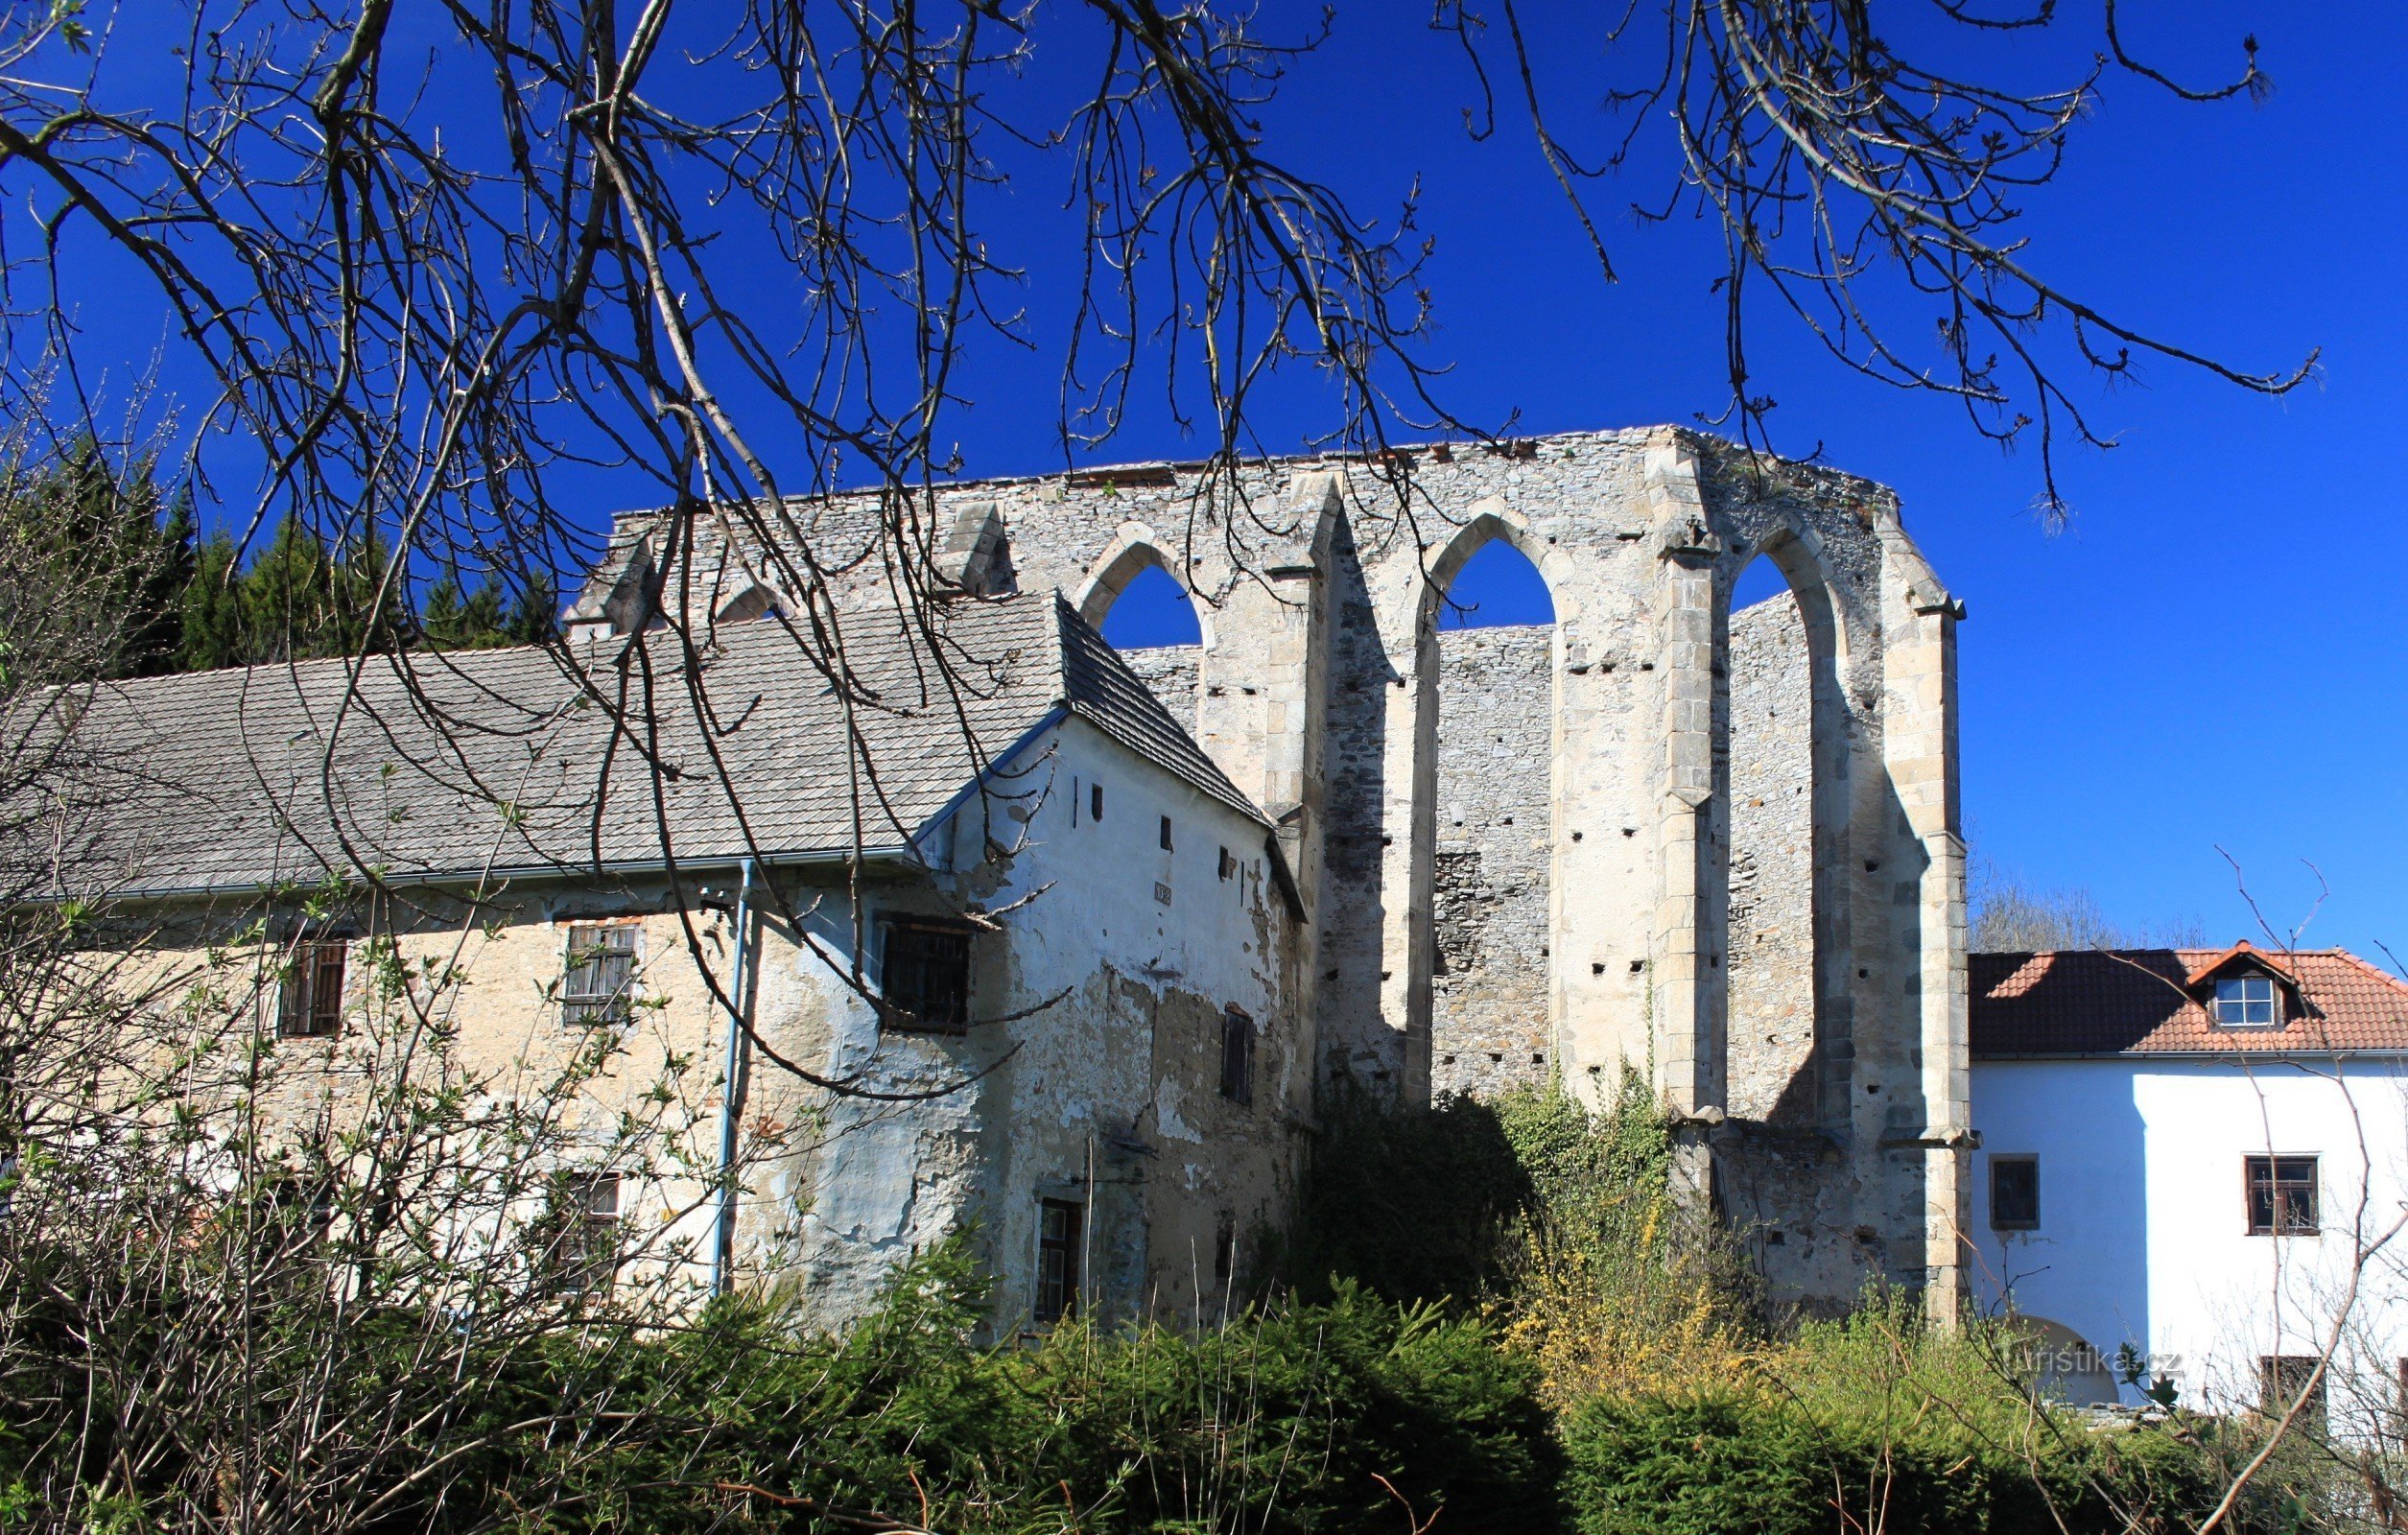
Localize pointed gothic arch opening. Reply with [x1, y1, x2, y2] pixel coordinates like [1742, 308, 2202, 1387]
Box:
[1421, 521, 1559, 1099]
[1073, 536, 1205, 724]
[1719, 540, 1848, 1128]
[1098, 565, 1202, 648]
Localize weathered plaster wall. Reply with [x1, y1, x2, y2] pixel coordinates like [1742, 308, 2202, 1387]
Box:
[101, 708, 1301, 1336]
[1429, 624, 1553, 1099]
[909, 713, 1307, 1330]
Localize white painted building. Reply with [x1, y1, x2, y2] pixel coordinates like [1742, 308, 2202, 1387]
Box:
[1970, 942, 2408, 1426]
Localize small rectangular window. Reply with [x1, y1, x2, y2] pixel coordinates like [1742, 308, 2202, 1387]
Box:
[1213, 1210, 1237, 1287]
[1036, 1198, 1083, 1323]
[2260, 1356, 2326, 1425]
[1990, 1155, 2040, 1230]
[2247, 1155, 2319, 1236]
[1219, 1007, 1254, 1106]
[544, 1172, 622, 1297]
[2214, 975, 2281, 1027]
[1159, 815, 1174, 851]
[1090, 782, 1105, 822]
[563, 925, 639, 1026]
[881, 919, 972, 1031]
[1217, 846, 1236, 881]
[277, 936, 349, 1038]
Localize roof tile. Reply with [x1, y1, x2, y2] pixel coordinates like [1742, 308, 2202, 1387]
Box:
[1971, 947, 2408, 1056]
[14, 594, 1262, 896]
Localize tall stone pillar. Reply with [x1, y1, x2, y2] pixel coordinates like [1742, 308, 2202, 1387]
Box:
[1193, 472, 1337, 1074]
[1877, 505, 1971, 1321]
[1644, 436, 1725, 1200]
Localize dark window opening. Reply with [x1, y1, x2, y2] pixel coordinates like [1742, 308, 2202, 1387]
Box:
[1036, 1198, 1083, 1323]
[1159, 815, 1174, 851]
[563, 924, 638, 1026]
[1990, 1155, 2040, 1231]
[1214, 1210, 1237, 1287]
[881, 919, 973, 1031]
[544, 1172, 622, 1297]
[1219, 1007, 1254, 1106]
[278, 936, 349, 1038]
[2247, 1155, 2319, 1236]
[1090, 782, 1105, 821]
[252, 1172, 336, 1263]
[2260, 1356, 2326, 1425]
[1217, 846, 1236, 881]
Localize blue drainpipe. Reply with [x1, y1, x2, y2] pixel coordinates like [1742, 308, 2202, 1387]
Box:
[710, 856, 756, 1297]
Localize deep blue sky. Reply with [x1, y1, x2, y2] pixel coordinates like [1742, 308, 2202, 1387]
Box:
[1082, 4, 2407, 957]
[46, 3, 2403, 955]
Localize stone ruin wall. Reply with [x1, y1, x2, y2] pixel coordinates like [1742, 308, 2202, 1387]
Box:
[1412, 602, 1814, 1117]
[1724, 590, 1817, 1123]
[1117, 645, 1202, 733]
[574, 426, 1971, 1317]
[1429, 625, 1555, 1098]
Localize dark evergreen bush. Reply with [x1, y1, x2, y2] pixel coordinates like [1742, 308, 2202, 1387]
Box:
[1560, 1390, 2225, 1535]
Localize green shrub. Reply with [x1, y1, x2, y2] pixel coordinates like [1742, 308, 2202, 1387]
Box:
[130, 1248, 1565, 1535]
[1561, 1389, 2221, 1535]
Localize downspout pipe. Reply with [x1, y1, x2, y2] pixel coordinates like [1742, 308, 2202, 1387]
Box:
[710, 856, 756, 1297]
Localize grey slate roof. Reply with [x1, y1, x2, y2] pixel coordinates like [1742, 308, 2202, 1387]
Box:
[12, 595, 1263, 898]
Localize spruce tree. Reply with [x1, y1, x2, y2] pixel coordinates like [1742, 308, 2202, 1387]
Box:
[128, 488, 195, 676]
[420, 574, 466, 649]
[507, 572, 558, 645]
[178, 532, 248, 672]
[242, 517, 338, 662]
[459, 578, 508, 646]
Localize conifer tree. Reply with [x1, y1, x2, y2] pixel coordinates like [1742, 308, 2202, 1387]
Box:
[177, 532, 248, 672]
[507, 572, 558, 646]
[419, 574, 466, 649]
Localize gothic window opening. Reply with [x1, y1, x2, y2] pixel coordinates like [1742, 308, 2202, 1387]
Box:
[1427, 530, 1557, 1099]
[1722, 552, 1827, 1127]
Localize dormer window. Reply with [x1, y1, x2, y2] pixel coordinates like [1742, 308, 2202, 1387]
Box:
[2214, 975, 2281, 1027]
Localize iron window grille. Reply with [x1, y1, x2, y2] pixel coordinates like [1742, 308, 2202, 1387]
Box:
[1990, 1155, 2041, 1231]
[1035, 1198, 1083, 1323]
[880, 918, 972, 1031]
[562, 925, 639, 1026]
[2247, 1155, 2319, 1236]
[277, 935, 350, 1038]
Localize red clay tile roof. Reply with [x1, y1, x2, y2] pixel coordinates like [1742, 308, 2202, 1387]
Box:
[1971, 947, 2408, 1057]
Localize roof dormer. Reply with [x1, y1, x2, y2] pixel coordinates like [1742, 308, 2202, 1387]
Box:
[2186, 941, 2302, 1029]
